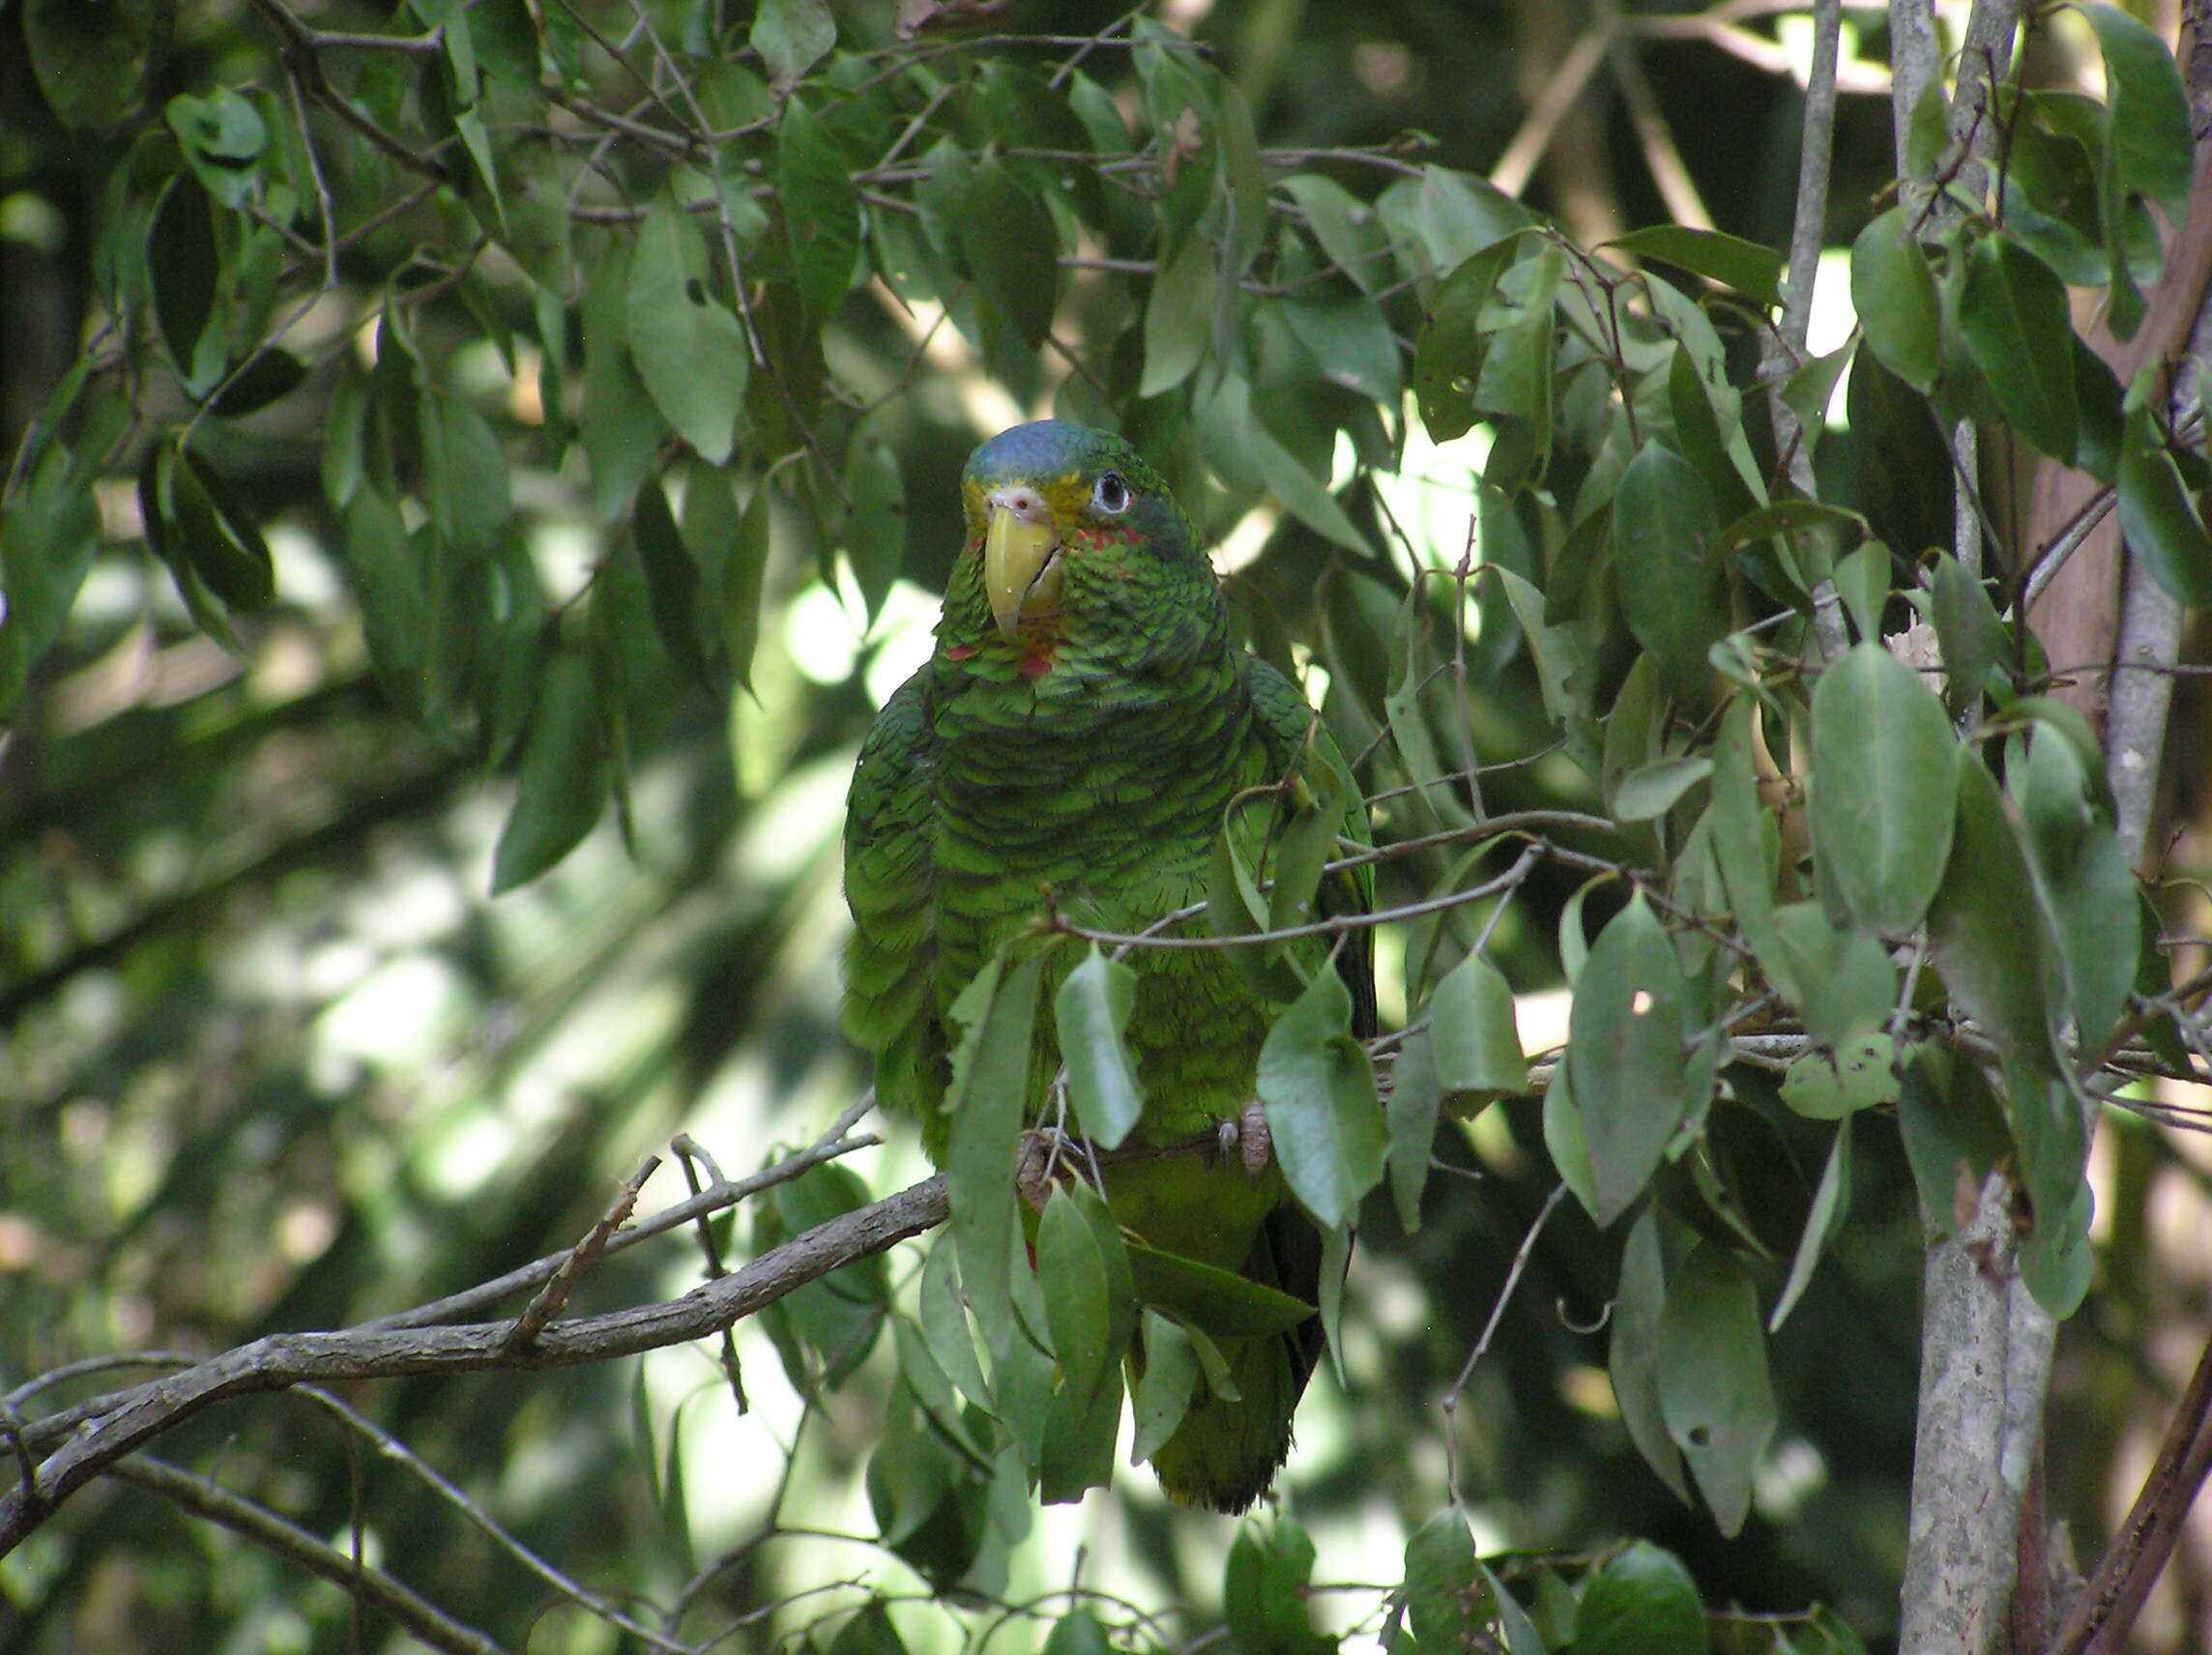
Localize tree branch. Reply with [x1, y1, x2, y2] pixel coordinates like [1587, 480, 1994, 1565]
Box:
[0, 1173, 947, 1554]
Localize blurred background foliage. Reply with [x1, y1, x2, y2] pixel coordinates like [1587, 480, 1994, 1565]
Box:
[1, 0, 2209, 1651]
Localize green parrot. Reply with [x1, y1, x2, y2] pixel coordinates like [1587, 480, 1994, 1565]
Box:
[841, 420, 1374, 1513]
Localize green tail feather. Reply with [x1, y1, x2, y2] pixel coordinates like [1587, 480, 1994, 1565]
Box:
[1144, 1204, 1325, 1514]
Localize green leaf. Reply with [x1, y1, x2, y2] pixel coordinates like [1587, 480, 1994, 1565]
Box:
[2085, 4, 2194, 220]
[157, 442, 276, 612]
[1770, 1118, 1852, 1332]
[1044, 1611, 1113, 1655]
[490, 639, 607, 892]
[1284, 291, 1401, 405]
[1385, 1027, 1441, 1234]
[1055, 946, 1146, 1150]
[1809, 643, 1957, 936]
[779, 98, 861, 331]
[165, 89, 266, 208]
[422, 392, 510, 556]
[961, 156, 1062, 356]
[1566, 893, 1698, 1226]
[1283, 173, 1391, 292]
[1129, 1308, 1200, 1464]
[1709, 699, 1786, 993]
[751, 0, 835, 91]
[1225, 1520, 1334, 1655]
[626, 191, 748, 465]
[942, 950, 1046, 1360]
[1036, 1186, 1119, 1415]
[1573, 1540, 1708, 1655]
[2015, 730, 2139, 1057]
[340, 487, 431, 717]
[2116, 399, 2212, 606]
[829, 1603, 909, 1655]
[917, 1237, 991, 1408]
[150, 173, 223, 397]
[1613, 757, 1712, 824]
[1429, 950, 1528, 1094]
[1608, 224, 1782, 306]
[1257, 966, 1387, 1229]
[1957, 234, 2079, 462]
[1610, 1205, 1690, 1500]
[719, 483, 773, 693]
[1403, 1509, 1480, 1652]
[758, 1160, 890, 1387]
[1928, 754, 2064, 1079]
[1124, 1242, 1317, 1338]
[1928, 551, 2006, 714]
[25, 0, 162, 132]
[1849, 208, 1941, 392]
[1542, 1060, 1598, 1220]
[581, 246, 663, 520]
[1141, 230, 1215, 398]
[841, 435, 907, 622]
[1655, 1242, 1777, 1537]
[1766, 902, 1897, 1049]
[1411, 241, 1517, 441]
[1613, 443, 1727, 701]
[632, 477, 708, 684]
[1780, 1031, 1899, 1119]
[1204, 372, 1367, 551]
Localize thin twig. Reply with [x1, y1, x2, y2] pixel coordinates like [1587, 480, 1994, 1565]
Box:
[1441, 1183, 1568, 1500]
[504, 1155, 661, 1350]
[109, 1455, 502, 1655]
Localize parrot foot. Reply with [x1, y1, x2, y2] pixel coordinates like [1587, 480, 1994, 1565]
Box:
[1216, 1100, 1273, 1177]
[1017, 1127, 1070, 1212]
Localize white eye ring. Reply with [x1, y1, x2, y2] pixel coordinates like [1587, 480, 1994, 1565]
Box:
[1092, 472, 1131, 515]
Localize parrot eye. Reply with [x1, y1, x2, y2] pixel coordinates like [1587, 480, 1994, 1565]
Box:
[1091, 472, 1131, 515]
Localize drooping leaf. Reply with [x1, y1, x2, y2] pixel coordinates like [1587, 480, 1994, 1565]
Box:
[778, 98, 862, 330]
[1610, 1205, 1690, 1500]
[1655, 1242, 1777, 1537]
[626, 191, 747, 465]
[942, 949, 1046, 1359]
[1771, 1118, 1853, 1331]
[1928, 753, 2066, 1080]
[1129, 1309, 1200, 1464]
[1613, 442, 1727, 701]
[1385, 1028, 1441, 1234]
[1257, 967, 1387, 1230]
[1428, 949, 1528, 1095]
[962, 156, 1062, 356]
[490, 639, 607, 892]
[1957, 234, 2079, 462]
[1565, 892, 1699, 1226]
[1850, 207, 1942, 392]
[1808, 643, 1957, 936]
[1055, 947, 1146, 1150]
[2116, 399, 2212, 606]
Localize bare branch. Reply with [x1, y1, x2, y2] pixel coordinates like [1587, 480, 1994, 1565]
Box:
[0, 1174, 947, 1553]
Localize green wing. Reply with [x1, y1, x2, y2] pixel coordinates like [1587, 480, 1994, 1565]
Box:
[841, 669, 949, 1139]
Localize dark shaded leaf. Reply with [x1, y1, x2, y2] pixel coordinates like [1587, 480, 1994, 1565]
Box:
[489, 639, 607, 892]
[1608, 224, 1782, 306]
[1655, 1242, 1776, 1537]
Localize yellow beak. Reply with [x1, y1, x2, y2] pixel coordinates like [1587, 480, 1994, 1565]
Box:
[983, 503, 1062, 641]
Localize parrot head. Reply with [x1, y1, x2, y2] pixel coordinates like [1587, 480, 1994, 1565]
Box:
[952, 421, 1210, 663]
